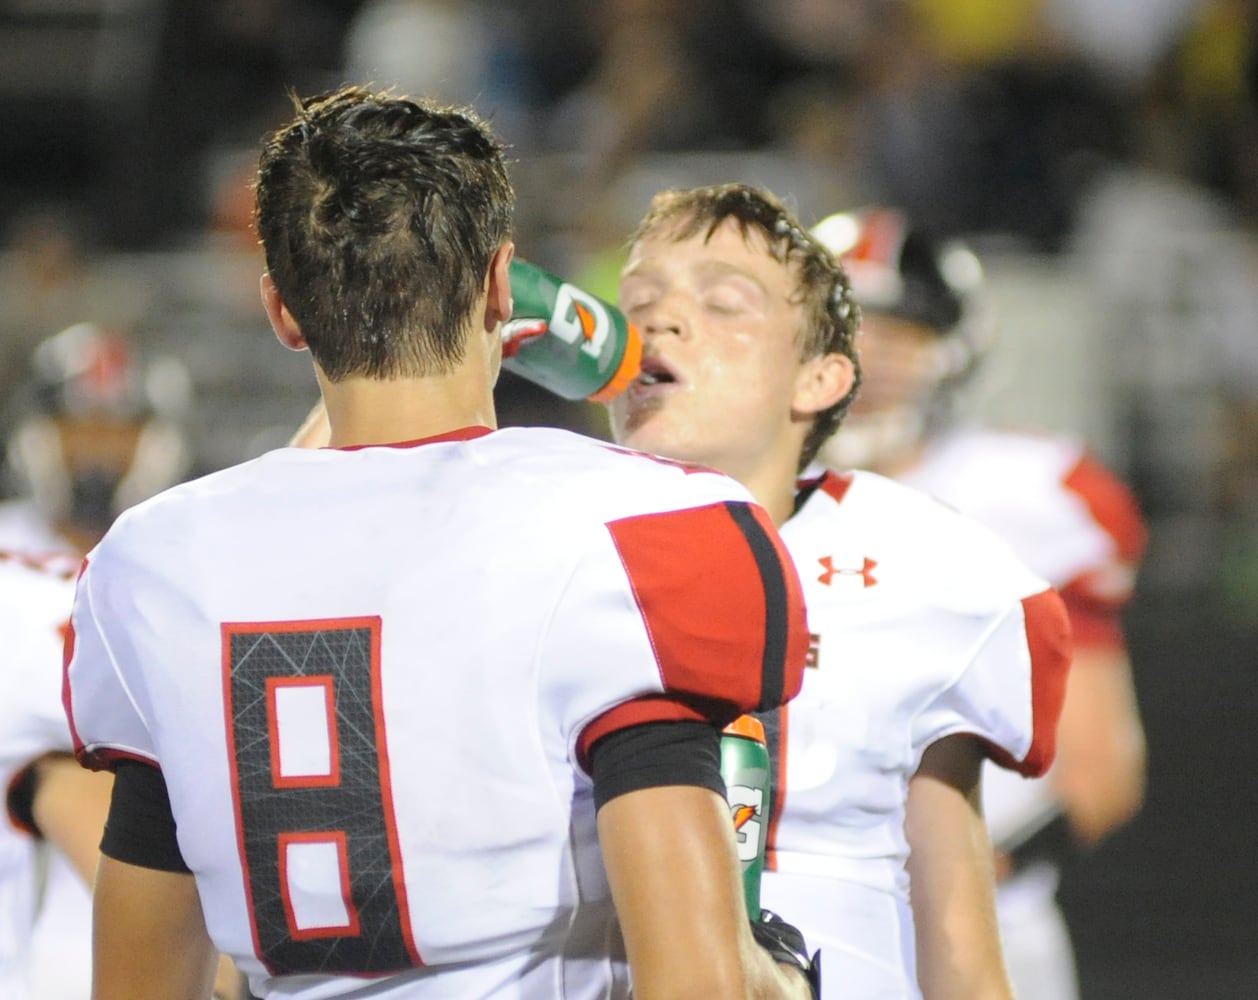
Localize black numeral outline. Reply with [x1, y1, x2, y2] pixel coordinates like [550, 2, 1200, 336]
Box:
[221, 617, 421, 975]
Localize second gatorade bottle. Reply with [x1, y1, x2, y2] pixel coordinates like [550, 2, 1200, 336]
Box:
[721, 715, 772, 918]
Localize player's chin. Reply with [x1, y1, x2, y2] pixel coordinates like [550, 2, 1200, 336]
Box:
[610, 395, 662, 441]
[614, 414, 685, 460]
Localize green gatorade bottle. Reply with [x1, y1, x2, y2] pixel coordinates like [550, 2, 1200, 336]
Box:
[721, 715, 771, 917]
[503, 259, 642, 402]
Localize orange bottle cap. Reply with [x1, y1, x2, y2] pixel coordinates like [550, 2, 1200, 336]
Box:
[722, 714, 765, 743]
[587, 321, 643, 404]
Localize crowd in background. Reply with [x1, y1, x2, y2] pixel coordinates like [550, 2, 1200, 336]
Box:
[6, 0, 1258, 244]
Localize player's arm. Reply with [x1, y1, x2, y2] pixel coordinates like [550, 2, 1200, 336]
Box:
[16, 753, 244, 998]
[22, 752, 113, 884]
[906, 734, 1014, 1000]
[90, 761, 218, 1000]
[94, 857, 217, 1000]
[92, 842, 245, 1000]
[1052, 453, 1147, 844]
[592, 721, 814, 999]
[1051, 643, 1146, 845]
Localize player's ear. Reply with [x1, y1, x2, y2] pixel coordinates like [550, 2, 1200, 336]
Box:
[792, 351, 855, 418]
[261, 273, 308, 352]
[483, 241, 515, 333]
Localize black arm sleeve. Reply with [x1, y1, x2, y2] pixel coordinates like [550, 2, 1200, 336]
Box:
[99, 760, 191, 873]
[6, 764, 39, 835]
[7, 753, 83, 837]
[589, 719, 725, 812]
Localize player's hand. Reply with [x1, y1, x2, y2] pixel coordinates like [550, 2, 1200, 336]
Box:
[500, 317, 548, 359]
[752, 909, 822, 999]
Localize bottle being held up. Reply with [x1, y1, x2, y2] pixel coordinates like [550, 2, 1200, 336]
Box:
[503, 259, 642, 402]
[720, 715, 771, 918]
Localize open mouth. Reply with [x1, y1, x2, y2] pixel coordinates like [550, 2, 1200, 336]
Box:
[636, 355, 679, 388]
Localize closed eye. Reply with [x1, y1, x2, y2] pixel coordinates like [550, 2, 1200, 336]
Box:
[621, 296, 657, 317]
[704, 293, 751, 315]
[701, 277, 763, 316]
[618, 277, 660, 316]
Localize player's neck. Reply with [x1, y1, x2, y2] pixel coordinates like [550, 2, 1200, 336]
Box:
[868, 440, 927, 479]
[823, 408, 927, 478]
[319, 371, 498, 448]
[721, 450, 801, 527]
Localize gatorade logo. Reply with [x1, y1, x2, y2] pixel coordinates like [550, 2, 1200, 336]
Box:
[551, 283, 611, 359]
[573, 300, 598, 341]
[727, 784, 764, 863]
[732, 804, 758, 831]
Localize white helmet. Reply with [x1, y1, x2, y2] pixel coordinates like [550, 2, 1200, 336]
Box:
[7, 323, 192, 546]
[811, 208, 994, 469]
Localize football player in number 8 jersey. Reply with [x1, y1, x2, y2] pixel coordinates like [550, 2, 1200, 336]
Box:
[63, 88, 817, 1000]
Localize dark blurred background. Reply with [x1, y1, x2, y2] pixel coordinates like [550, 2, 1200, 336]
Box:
[1, 2, 1256, 995]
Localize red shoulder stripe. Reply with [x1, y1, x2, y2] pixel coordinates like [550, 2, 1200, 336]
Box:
[1062, 453, 1147, 563]
[999, 588, 1073, 777]
[61, 557, 90, 766]
[1058, 583, 1127, 650]
[607, 501, 808, 717]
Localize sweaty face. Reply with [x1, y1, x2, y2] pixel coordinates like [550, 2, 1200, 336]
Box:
[608, 221, 808, 480]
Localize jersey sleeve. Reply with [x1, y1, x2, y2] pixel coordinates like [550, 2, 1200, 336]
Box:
[541, 500, 809, 773]
[914, 587, 1072, 778]
[0, 571, 77, 834]
[62, 551, 158, 771]
[1058, 452, 1147, 650]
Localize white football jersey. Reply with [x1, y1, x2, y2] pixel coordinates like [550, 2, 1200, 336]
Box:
[0, 509, 92, 1000]
[0, 502, 78, 577]
[0, 554, 78, 999]
[897, 429, 1145, 850]
[759, 468, 1071, 998]
[64, 425, 808, 1000]
[898, 429, 1144, 641]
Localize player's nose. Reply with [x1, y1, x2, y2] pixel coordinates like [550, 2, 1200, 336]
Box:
[638, 294, 688, 340]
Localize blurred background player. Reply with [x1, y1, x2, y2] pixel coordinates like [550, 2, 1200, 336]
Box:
[1, 321, 193, 559]
[0, 322, 210, 999]
[0, 551, 112, 1000]
[814, 206, 1148, 1000]
[605, 182, 1071, 998]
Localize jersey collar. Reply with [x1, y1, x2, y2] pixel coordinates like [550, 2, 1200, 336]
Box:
[331, 425, 494, 451]
[793, 467, 854, 516]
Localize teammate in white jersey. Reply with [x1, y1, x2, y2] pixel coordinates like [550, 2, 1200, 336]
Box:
[0, 551, 112, 999]
[815, 207, 1147, 1000]
[603, 184, 1072, 998]
[0, 323, 220, 1000]
[64, 87, 818, 1000]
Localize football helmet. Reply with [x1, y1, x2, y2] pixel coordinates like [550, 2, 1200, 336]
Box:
[6, 323, 192, 549]
[811, 208, 994, 470]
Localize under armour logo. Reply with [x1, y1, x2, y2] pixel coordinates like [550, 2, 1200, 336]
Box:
[818, 555, 878, 588]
